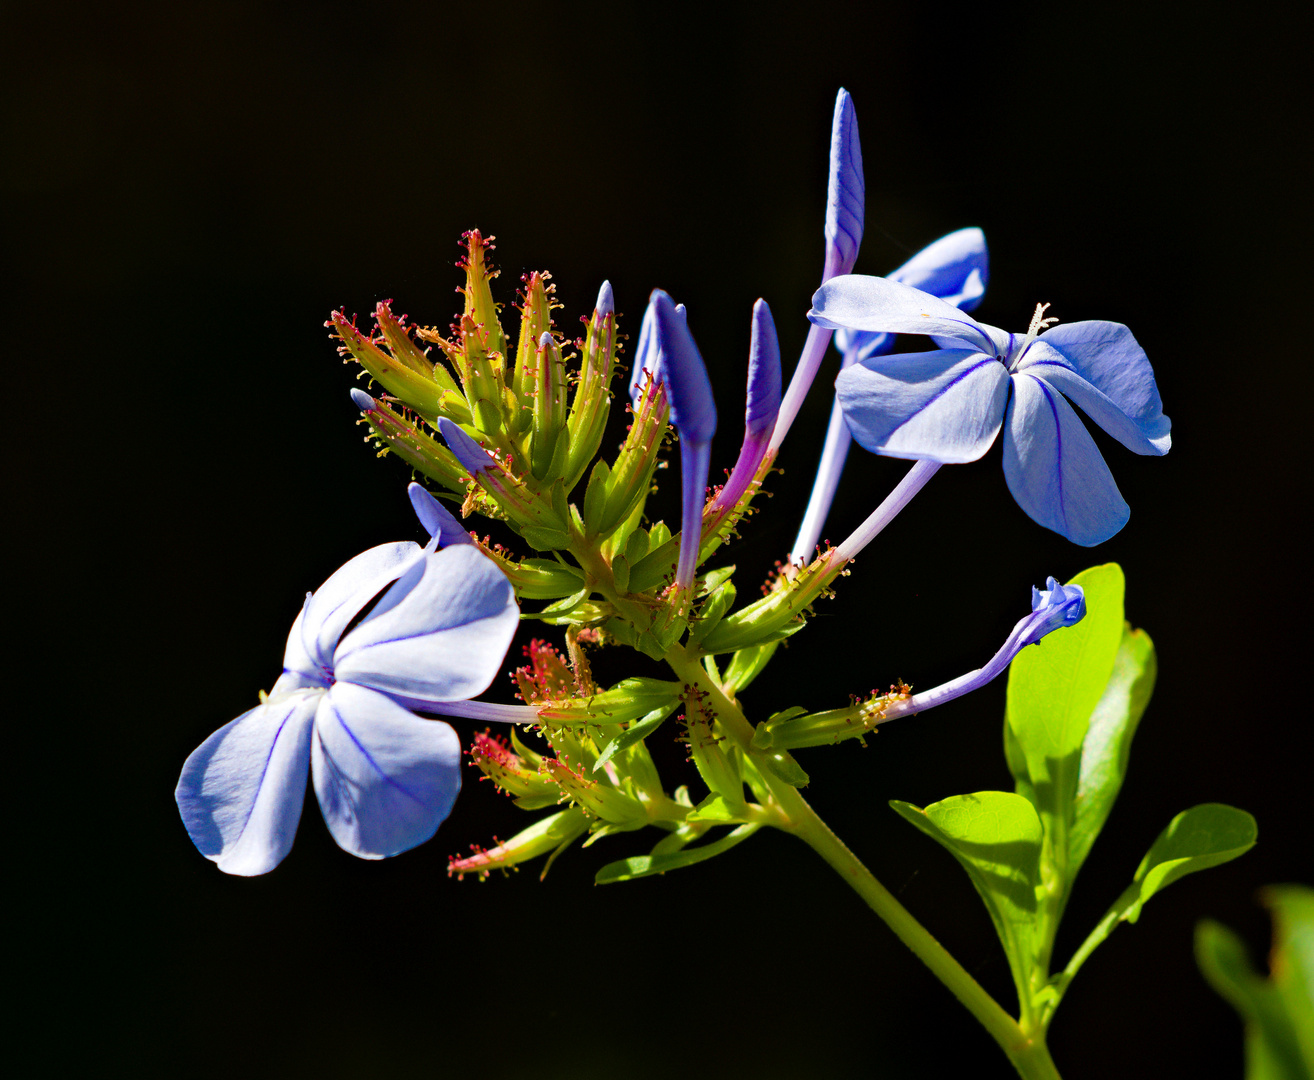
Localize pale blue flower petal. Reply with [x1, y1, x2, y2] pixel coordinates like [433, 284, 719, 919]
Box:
[299, 542, 424, 673]
[830, 229, 988, 363]
[407, 482, 473, 546]
[823, 88, 864, 281]
[276, 602, 323, 690]
[836, 350, 1010, 463]
[1023, 322, 1171, 454]
[652, 290, 717, 443]
[1004, 373, 1130, 546]
[810, 274, 1000, 353]
[333, 544, 518, 705]
[888, 227, 989, 312]
[175, 691, 318, 876]
[1018, 342, 1170, 456]
[311, 683, 461, 860]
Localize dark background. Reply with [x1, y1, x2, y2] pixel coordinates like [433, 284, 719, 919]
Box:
[8, 2, 1310, 1077]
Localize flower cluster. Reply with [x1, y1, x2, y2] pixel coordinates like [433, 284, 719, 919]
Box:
[179, 87, 1170, 880]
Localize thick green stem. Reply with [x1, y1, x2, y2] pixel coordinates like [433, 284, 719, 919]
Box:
[664, 645, 1062, 1080]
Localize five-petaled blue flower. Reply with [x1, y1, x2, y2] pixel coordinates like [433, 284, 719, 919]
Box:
[809, 275, 1171, 546]
[175, 493, 518, 876]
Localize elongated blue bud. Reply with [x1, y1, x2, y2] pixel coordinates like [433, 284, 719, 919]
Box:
[712, 299, 780, 515]
[596, 280, 614, 317]
[744, 300, 781, 438]
[823, 88, 864, 283]
[407, 482, 473, 547]
[769, 89, 865, 455]
[650, 290, 715, 594]
[437, 417, 495, 476]
[651, 291, 715, 443]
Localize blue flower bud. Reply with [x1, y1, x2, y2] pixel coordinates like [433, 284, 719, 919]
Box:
[823, 88, 864, 282]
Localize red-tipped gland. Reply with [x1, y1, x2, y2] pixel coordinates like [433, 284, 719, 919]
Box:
[513, 640, 576, 704]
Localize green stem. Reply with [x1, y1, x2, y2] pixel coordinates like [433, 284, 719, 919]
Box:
[664, 645, 1062, 1080]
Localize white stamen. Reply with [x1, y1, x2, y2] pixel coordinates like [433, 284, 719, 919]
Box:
[1025, 302, 1059, 341]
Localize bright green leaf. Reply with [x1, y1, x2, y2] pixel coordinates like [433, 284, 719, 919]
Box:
[1063, 804, 1257, 991]
[1128, 803, 1258, 920]
[595, 824, 761, 883]
[891, 791, 1044, 1000]
[1068, 624, 1157, 877]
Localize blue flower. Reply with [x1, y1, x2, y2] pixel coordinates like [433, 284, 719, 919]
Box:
[791, 228, 989, 562]
[175, 492, 519, 875]
[809, 275, 1171, 546]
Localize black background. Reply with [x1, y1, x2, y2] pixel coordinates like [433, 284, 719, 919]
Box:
[8, 2, 1310, 1077]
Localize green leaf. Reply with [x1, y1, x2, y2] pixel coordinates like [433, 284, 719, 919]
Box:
[892, 792, 1044, 997]
[1197, 886, 1314, 1080]
[1068, 624, 1157, 877]
[688, 574, 737, 647]
[759, 748, 810, 788]
[595, 824, 761, 883]
[1006, 564, 1126, 792]
[512, 792, 563, 811]
[533, 586, 590, 619]
[593, 702, 678, 772]
[582, 458, 611, 532]
[1126, 804, 1258, 922]
[722, 641, 780, 694]
[1064, 804, 1257, 989]
[686, 794, 744, 823]
[611, 553, 630, 594]
[520, 525, 573, 551]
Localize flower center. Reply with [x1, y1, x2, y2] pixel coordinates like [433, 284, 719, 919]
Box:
[1000, 302, 1058, 371]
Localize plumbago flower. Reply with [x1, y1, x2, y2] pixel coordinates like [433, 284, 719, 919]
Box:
[175, 486, 519, 876]
[809, 276, 1171, 546]
[790, 227, 989, 563]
